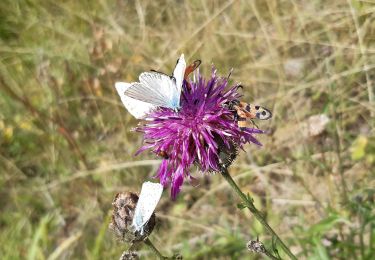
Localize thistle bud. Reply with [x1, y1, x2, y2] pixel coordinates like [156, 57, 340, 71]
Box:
[217, 139, 239, 170]
[109, 192, 156, 243]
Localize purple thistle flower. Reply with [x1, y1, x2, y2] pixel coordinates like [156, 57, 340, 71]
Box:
[135, 68, 264, 199]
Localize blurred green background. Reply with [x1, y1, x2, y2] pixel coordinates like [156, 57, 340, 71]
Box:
[0, 0, 374, 259]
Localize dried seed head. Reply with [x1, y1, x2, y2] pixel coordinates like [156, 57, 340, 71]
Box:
[119, 251, 138, 260]
[109, 192, 156, 243]
[246, 239, 266, 253]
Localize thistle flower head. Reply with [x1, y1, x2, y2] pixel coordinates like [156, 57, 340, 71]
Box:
[136, 68, 263, 198]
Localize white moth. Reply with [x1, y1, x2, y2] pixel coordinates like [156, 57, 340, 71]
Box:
[132, 181, 163, 235]
[115, 54, 186, 119]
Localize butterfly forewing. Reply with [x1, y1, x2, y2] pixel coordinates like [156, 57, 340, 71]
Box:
[124, 76, 173, 108]
[135, 72, 180, 109]
[172, 54, 186, 96]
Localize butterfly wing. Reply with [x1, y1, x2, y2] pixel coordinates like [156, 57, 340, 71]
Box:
[132, 182, 163, 235]
[120, 54, 186, 110]
[115, 82, 157, 119]
[184, 59, 201, 79]
[172, 54, 186, 96]
[124, 72, 178, 109]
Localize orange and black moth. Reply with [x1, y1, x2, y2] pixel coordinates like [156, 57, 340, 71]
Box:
[227, 100, 272, 130]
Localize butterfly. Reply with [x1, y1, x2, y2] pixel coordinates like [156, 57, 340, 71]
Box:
[132, 181, 163, 235]
[115, 54, 187, 119]
[115, 54, 202, 119]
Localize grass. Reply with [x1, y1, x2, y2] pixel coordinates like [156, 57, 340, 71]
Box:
[0, 0, 374, 259]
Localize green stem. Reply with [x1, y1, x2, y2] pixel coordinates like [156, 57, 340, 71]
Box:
[220, 167, 297, 260]
[264, 250, 281, 260]
[144, 238, 167, 259]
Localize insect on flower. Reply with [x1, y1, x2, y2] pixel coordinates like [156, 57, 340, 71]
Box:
[225, 86, 272, 130]
[151, 58, 201, 92]
[115, 54, 200, 159]
[109, 181, 163, 242]
[227, 100, 272, 130]
[115, 56, 266, 198]
[132, 181, 163, 235]
[115, 54, 200, 119]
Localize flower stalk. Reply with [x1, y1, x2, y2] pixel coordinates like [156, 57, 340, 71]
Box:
[144, 238, 167, 259]
[220, 167, 297, 260]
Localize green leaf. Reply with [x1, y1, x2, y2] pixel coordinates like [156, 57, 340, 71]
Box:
[237, 203, 246, 210]
[91, 211, 112, 260]
[308, 214, 349, 236]
[28, 214, 52, 260]
[313, 237, 330, 260]
[246, 193, 254, 203]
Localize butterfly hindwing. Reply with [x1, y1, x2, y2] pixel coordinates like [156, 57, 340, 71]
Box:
[254, 105, 272, 120]
[115, 82, 157, 119]
[132, 182, 163, 234]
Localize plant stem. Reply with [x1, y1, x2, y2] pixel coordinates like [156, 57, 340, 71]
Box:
[220, 167, 297, 260]
[264, 250, 281, 260]
[144, 238, 167, 259]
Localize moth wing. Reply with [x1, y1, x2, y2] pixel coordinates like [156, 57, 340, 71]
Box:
[115, 82, 156, 119]
[132, 182, 163, 234]
[256, 106, 272, 120]
[184, 59, 201, 79]
[172, 54, 186, 95]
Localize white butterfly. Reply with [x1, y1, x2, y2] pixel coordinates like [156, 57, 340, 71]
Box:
[115, 54, 186, 119]
[132, 181, 164, 235]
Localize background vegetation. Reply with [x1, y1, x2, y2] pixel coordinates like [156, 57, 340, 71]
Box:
[0, 0, 374, 259]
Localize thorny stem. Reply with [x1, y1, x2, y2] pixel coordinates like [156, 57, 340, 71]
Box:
[144, 238, 167, 259]
[220, 167, 297, 260]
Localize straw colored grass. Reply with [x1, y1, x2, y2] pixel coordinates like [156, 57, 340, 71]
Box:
[0, 0, 374, 259]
